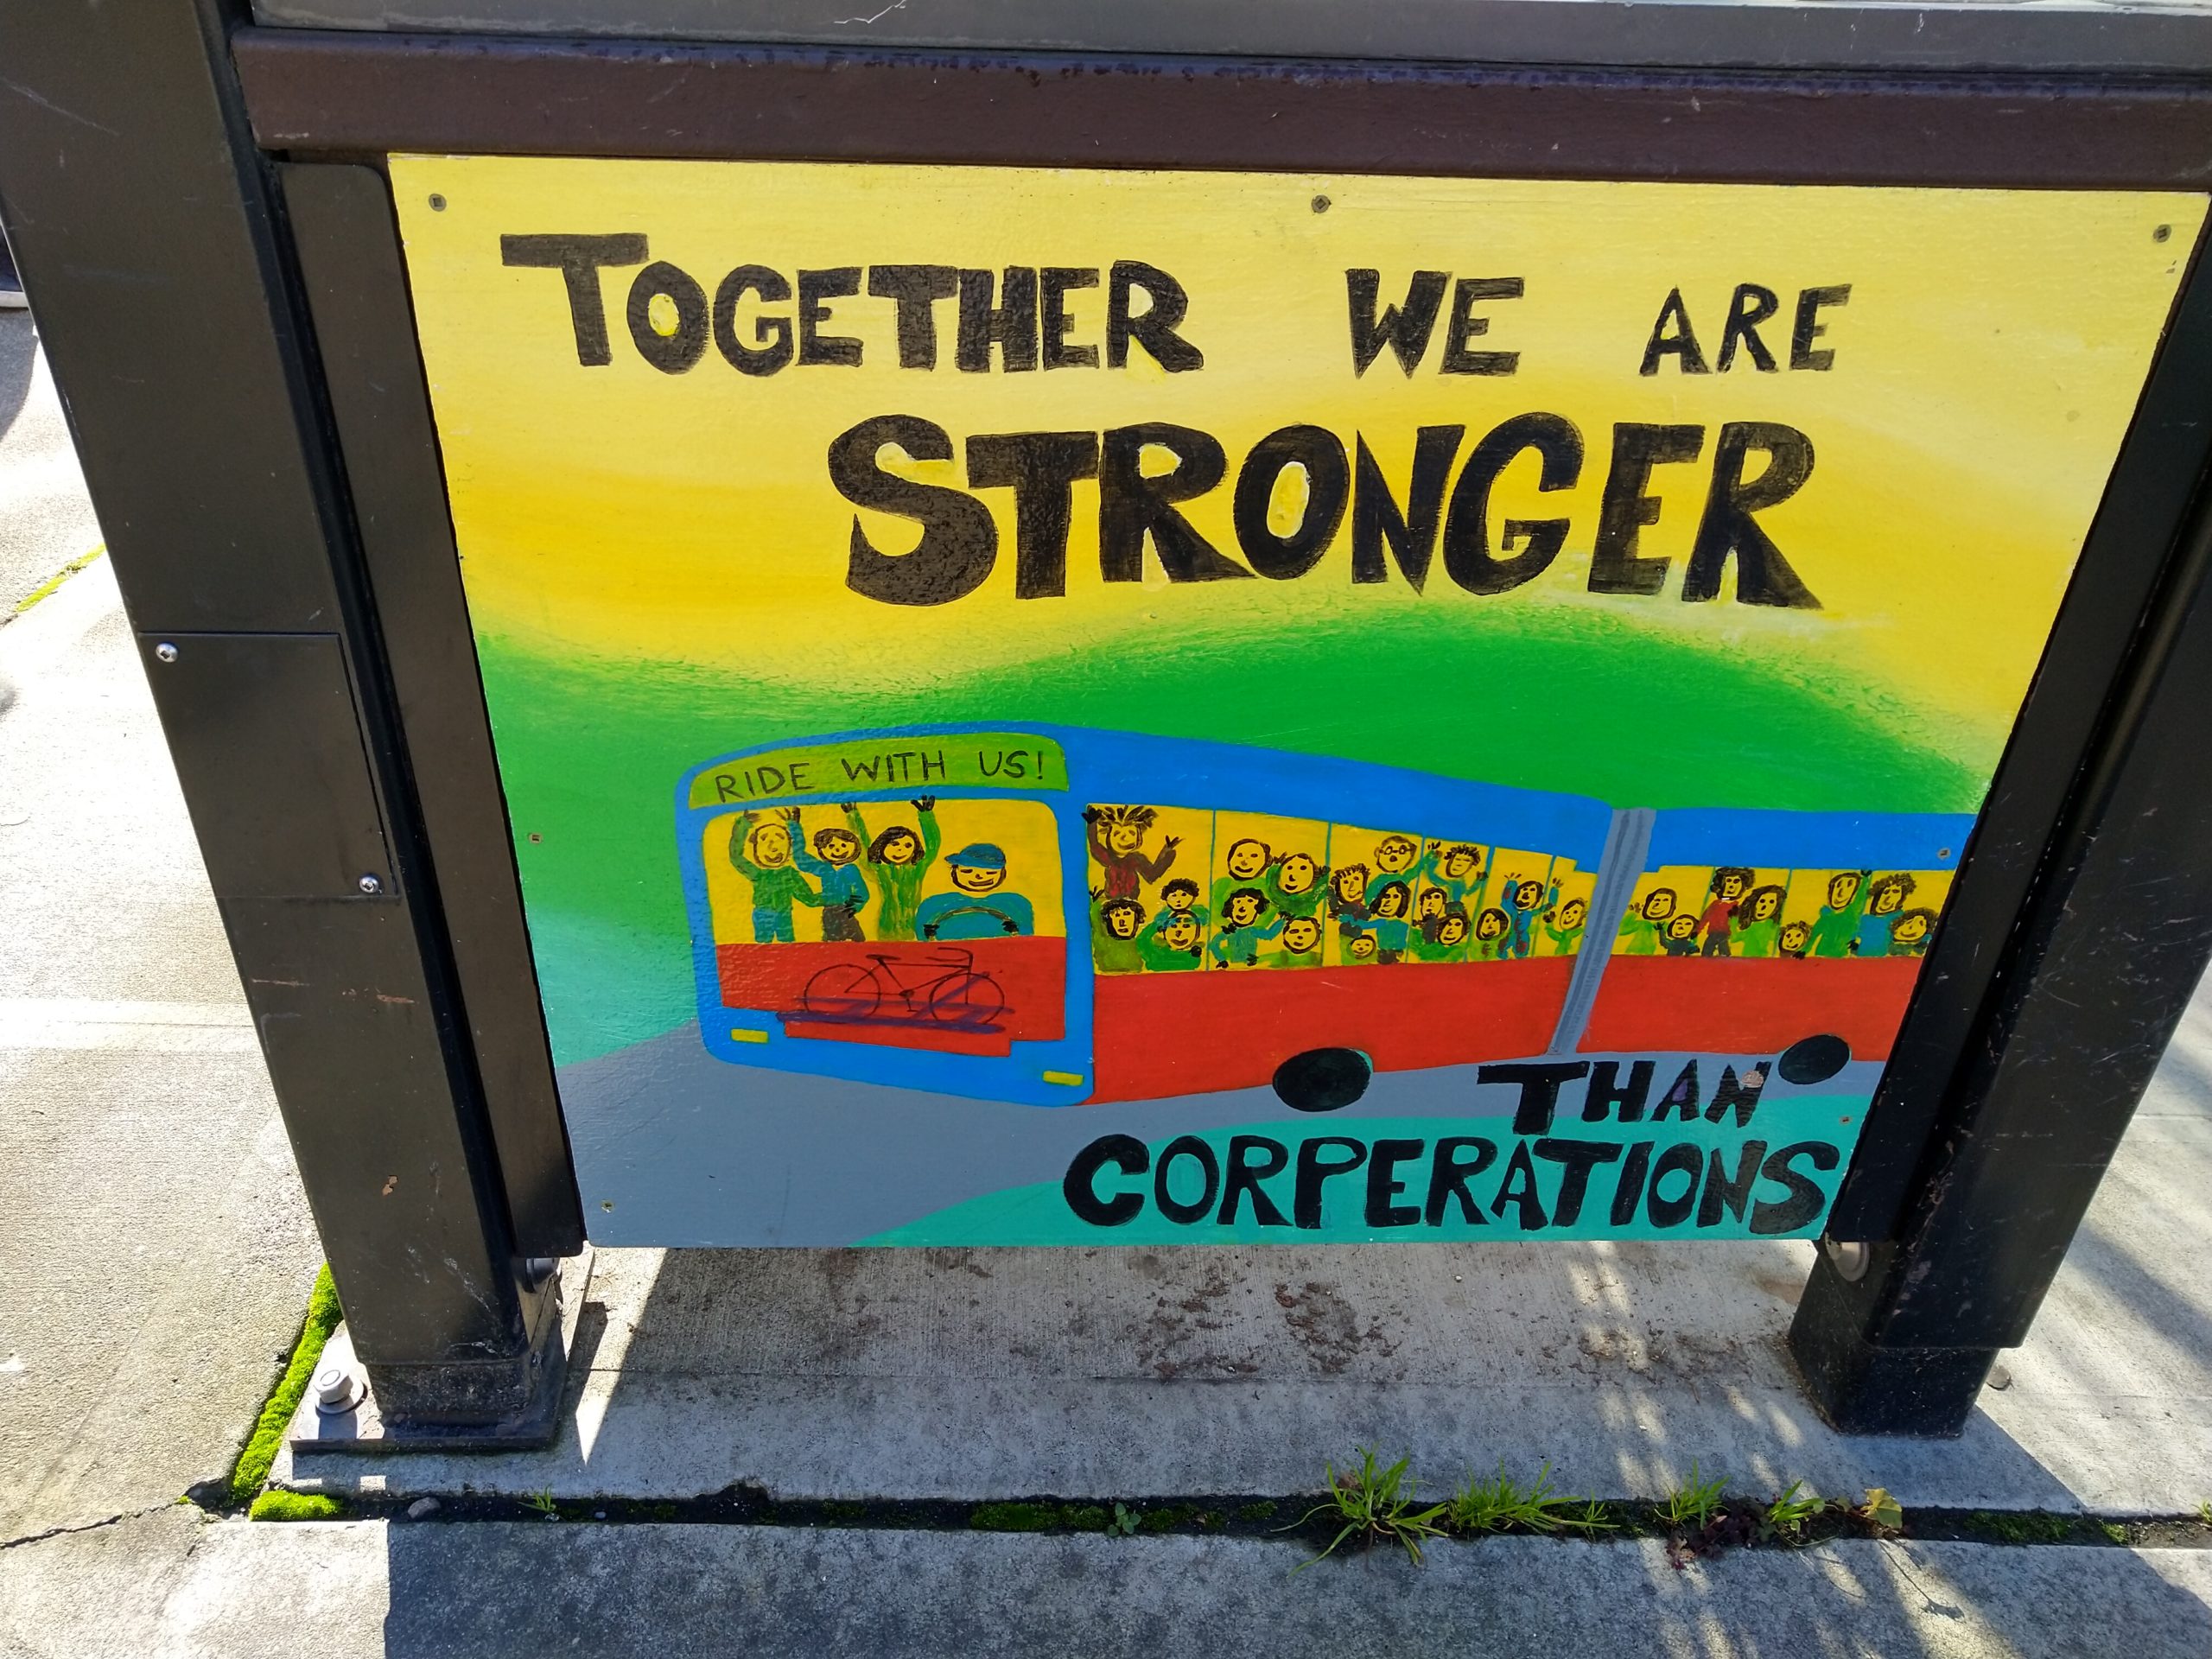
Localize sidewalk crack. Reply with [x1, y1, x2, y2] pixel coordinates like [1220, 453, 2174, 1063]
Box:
[0, 1502, 181, 1551]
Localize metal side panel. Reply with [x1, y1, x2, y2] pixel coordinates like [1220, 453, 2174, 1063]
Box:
[279, 161, 583, 1255]
[136, 631, 391, 901]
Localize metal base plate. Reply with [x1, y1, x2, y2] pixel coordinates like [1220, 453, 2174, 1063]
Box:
[287, 1248, 591, 1454]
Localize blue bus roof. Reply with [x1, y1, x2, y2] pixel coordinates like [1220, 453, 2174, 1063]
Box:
[1648, 806, 1975, 872]
[679, 722, 1618, 866]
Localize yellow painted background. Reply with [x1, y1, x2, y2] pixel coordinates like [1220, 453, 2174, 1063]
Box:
[391, 157, 2202, 764]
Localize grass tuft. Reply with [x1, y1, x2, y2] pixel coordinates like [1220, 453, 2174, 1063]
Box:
[1450, 1462, 1577, 1535]
[1295, 1448, 1447, 1571]
[1555, 1497, 1622, 1535]
[248, 1490, 346, 1522]
[225, 1265, 344, 1508]
[1658, 1462, 1729, 1533]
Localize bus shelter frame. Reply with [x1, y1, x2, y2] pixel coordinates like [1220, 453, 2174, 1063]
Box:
[2, 0, 2210, 1436]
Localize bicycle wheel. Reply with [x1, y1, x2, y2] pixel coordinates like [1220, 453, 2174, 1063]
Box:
[928, 970, 1005, 1027]
[803, 962, 882, 1021]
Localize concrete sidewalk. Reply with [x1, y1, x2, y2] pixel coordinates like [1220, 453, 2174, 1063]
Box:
[0, 315, 100, 613]
[0, 321, 321, 1548]
[3, 309, 2210, 1653]
[9, 1510, 2212, 1659]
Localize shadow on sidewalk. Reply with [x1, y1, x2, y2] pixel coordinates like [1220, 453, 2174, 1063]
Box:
[0, 314, 35, 442]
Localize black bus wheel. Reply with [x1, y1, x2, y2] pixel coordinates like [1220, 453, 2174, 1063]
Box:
[1778, 1033, 1851, 1085]
[1273, 1048, 1372, 1113]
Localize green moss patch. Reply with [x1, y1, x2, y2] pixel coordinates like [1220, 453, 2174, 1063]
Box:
[226, 1265, 344, 1508]
[248, 1490, 347, 1522]
[9, 544, 103, 616]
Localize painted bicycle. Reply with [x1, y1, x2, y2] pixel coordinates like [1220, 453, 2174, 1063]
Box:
[800, 947, 1008, 1033]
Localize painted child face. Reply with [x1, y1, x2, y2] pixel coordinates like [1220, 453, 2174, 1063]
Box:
[1108, 820, 1144, 857]
[1164, 887, 1195, 913]
[817, 830, 860, 867]
[1559, 899, 1587, 929]
[1346, 934, 1378, 962]
[1872, 883, 1904, 915]
[951, 863, 1006, 894]
[1643, 889, 1676, 922]
[1440, 917, 1468, 946]
[1332, 867, 1365, 902]
[880, 829, 920, 866]
[1282, 918, 1322, 954]
[1276, 853, 1318, 895]
[1374, 884, 1408, 919]
[752, 823, 792, 867]
[1441, 849, 1478, 880]
[1104, 904, 1140, 940]
[1162, 917, 1200, 952]
[1751, 890, 1780, 921]
[1477, 911, 1506, 942]
[1666, 914, 1698, 942]
[1224, 892, 1263, 928]
[1827, 873, 1861, 909]
[1719, 872, 1747, 901]
[1781, 922, 1810, 953]
[1376, 837, 1417, 874]
[1893, 914, 1929, 944]
[1515, 879, 1543, 909]
[1225, 839, 1268, 879]
[1417, 889, 1446, 920]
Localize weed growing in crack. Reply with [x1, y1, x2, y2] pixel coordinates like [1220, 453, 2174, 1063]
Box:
[1659, 1463, 1728, 1533]
[1857, 1487, 1904, 1536]
[1450, 1462, 1577, 1534]
[1554, 1497, 1620, 1535]
[1761, 1481, 1824, 1544]
[1295, 1448, 1447, 1571]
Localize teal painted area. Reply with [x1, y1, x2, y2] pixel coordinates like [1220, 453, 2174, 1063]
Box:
[518, 907, 693, 1068]
[862, 1100, 1868, 1246]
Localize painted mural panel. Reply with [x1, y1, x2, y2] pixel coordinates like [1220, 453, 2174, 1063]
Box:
[387, 157, 2204, 1245]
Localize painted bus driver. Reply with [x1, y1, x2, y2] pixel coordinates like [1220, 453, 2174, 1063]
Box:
[918, 843, 1036, 941]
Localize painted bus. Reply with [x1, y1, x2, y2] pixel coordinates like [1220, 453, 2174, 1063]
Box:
[677, 724, 1970, 1109]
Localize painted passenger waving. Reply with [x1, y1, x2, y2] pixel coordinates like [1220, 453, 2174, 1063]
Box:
[727, 810, 823, 943]
[853, 797, 941, 942]
[1085, 804, 1180, 901]
[792, 806, 872, 943]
